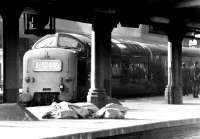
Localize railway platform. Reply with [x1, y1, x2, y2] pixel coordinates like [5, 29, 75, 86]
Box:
[1, 95, 200, 138]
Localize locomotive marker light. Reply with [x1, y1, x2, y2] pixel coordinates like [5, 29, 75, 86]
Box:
[19, 87, 32, 103]
[32, 77, 35, 83]
[59, 84, 65, 92]
[25, 76, 31, 83]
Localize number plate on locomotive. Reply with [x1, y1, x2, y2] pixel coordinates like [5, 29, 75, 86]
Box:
[34, 60, 62, 71]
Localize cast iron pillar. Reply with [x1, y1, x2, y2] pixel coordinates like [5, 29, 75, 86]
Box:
[164, 18, 184, 104]
[87, 9, 115, 108]
[2, 10, 21, 103]
[104, 29, 112, 97]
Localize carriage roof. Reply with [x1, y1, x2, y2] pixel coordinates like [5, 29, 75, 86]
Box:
[31, 32, 200, 58]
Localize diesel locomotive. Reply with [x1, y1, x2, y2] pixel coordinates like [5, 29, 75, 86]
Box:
[20, 33, 90, 106]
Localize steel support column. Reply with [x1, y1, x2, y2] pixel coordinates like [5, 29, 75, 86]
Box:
[165, 19, 184, 104]
[87, 10, 115, 108]
[103, 30, 112, 97]
[2, 11, 21, 103]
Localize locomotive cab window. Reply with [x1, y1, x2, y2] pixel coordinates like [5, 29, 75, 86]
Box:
[57, 35, 81, 51]
[33, 36, 57, 49]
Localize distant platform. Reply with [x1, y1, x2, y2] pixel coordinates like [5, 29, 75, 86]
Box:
[1, 95, 200, 138]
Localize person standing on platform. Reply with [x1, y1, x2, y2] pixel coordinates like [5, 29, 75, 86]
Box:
[181, 63, 191, 96]
[191, 61, 200, 98]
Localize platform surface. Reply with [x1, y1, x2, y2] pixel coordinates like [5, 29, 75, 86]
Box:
[1, 95, 200, 138]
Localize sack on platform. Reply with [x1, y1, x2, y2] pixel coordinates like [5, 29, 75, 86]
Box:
[42, 101, 91, 119]
[95, 103, 128, 119]
[104, 103, 128, 114]
[75, 102, 99, 117]
[42, 102, 78, 119]
[68, 103, 90, 118]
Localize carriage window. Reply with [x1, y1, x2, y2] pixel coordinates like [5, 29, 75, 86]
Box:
[34, 36, 56, 49]
[58, 36, 79, 49]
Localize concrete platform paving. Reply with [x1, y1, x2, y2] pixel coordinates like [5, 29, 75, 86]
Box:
[1, 95, 200, 138]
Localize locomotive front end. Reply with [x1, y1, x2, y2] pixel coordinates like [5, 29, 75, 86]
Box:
[21, 48, 77, 106]
[20, 33, 83, 106]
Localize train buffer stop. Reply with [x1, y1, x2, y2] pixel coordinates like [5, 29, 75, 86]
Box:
[0, 96, 200, 138]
